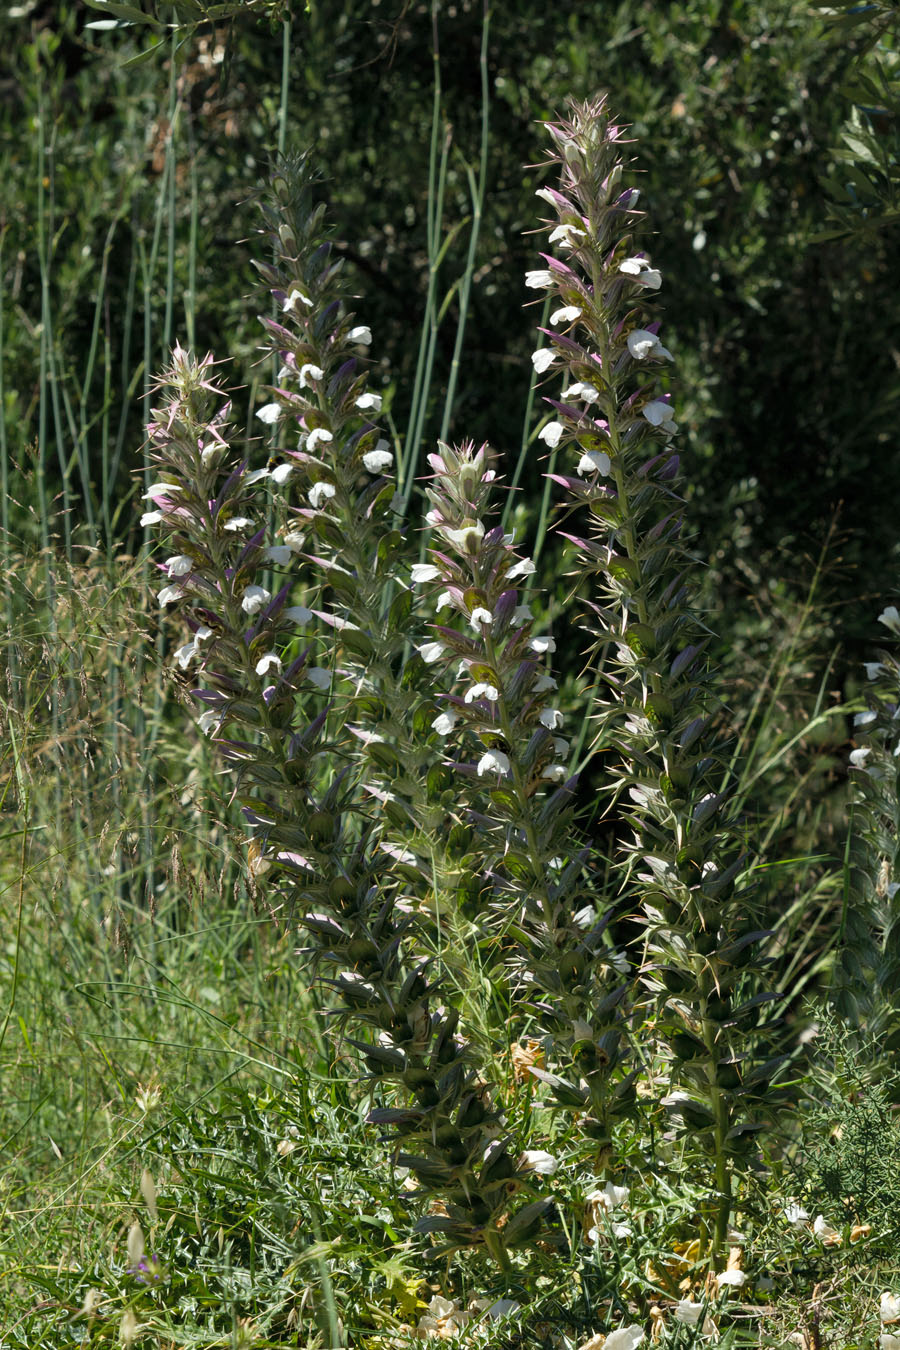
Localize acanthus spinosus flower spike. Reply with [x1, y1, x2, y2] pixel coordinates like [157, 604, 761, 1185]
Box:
[414, 438, 640, 1171]
[530, 96, 787, 1262]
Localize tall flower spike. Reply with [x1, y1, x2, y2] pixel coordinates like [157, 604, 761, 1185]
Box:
[839, 606, 900, 1030]
[531, 97, 787, 1263]
[418, 440, 639, 1172]
[143, 348, 539, 1266]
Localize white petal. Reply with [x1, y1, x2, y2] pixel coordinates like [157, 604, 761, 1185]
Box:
[307, 427, 334, 452]
[512, 604, 533, 623]
[298, 362, 324, 386]
[432, 711, 459, 736]
[271, 462, 295, 484]
[349, 325, 372, 344]
[255, 651, 282, 676]
[525, 269, 554, 289]
[850, 747, 872, 767]
[223, 516, 254, 532]
[241, 585, 272, 614]
[519, 1149, 558, 1175]
[477, 750, 510, 776]
[530, 636, 556, 654]
[603, 1327, 644, 1350]
[539, 708, 563, 729]
[550, 304, 582, 325]
[140, 510, 164, 526]
[306, 667, 332, 689]
[284, 605, 313, 625]
[255, 403, 282, 425]
[878, 605, 900, 635]
[507, 557, 536, 580]
[411, 563, 441, 583]
[418, 642, 445, 664]
[142, 481, 183, 499]
[355, 392, 383, 412]
[308, 481, 336, 509]
[283, 290, 312, 312]
[538, 421, 564, 448]
[244, 467, 271, 485]
[470, 606, 493, 629]
[577, 450, 611, 477]
[173, 641, 197, 669]
[643, 399, 676, 428]
[157, 585, 183, 606]
[363, 448, 393, 473]
[165, 554, 193, 577]
[263, 545, 292, 564]
[531, 348, 556, 373]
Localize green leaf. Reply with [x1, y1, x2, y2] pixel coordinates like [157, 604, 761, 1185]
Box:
[83, 0, 163, 24]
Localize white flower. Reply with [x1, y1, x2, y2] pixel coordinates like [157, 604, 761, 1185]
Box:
[411, 564, 441, 583]
[306, 667, 332, 689]
[199, 441, 224, 466]
[435, 590, 452, 611]
[307, 427, 333, 452]
[539, 708, 564, 730]
[478, 749, 510, 776]
[520, 1149, 558, 1175]
[530, 636, 556, 654]
[525, 269, 554, 289]
[619, 256, 662, 288]
[432, 711, 459, 736]
[241, 585, 271, 614]
[349, 325, 372, 344]
[263, 545, 292, 565]
[163, 555, 193, 580]
[244, 467, 271, 485]
[443, 520, 485, 551]
[255, 402, 282, 424]
[603, 1327, 644, 1350]
[140, 510, 164, 526]
[590, 1180, 629, 1210]
[470, 606, 493, 629]
[418, 1296, 470, 1339]
[507, 557, 536, 580]
[866, 662, 887, 680]
[642, 399, 678, 432]
[173, 640, 197, 669]
[418, 642, 445, 663]
[465, 682, 499, 704]
[548, 222, 586, 248]
[255, 651, 281, 676]
[197, 709, 222, 736]
[674, 1301, 715, 1335]
[627, 328, 673, 361]
[715, 1269, 746, 1288]
[550, 304, 582, 325]
[538, 420, 565, 448]
[224, 516, 254, 532]
[566, 382, 600, 403]
[881, 1292, 900, 1324]
[284, 605, 313, 625]
[784, 1202, 809, 1225]
[813, 1214, 841, 1245]
[878, 605, 900, 635]
[298, 362, 324, 386]
[157, 584, 183, 606]
[849, 747, 872, 767]
[271, 462, 294, 485]
[535, 187, 557, 204]
[512, 603, 533, 623]
[308, 481, 336, 509]
[541, 764, 567, 781]
[283, 289, 312, 312]
[532, 347, 556, 373]
[355, 391, 383, 412]
[552, 736, 569, 755]
[854, 709, 877, 726]
[577, 450, 611, 477]
[533, 672, 557, 691]
[363, 446, 393, 473]
[142, 481, 182, 500]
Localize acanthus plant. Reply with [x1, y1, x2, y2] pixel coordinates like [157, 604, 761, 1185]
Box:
[140, 164, 553, 1267]
[839, 602, 900, 1038]
[524, 97, 791, 1260]
[415, 439, 640, 1172]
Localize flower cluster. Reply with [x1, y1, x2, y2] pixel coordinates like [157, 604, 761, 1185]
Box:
[528, 96, 785, 1258]
[839, 603, 900, 1025]
[412, 439, 638, 1165]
